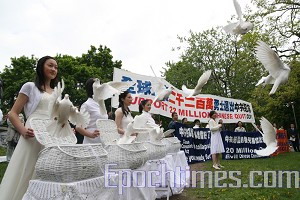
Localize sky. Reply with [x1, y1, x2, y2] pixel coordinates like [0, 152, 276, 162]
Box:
[0, 0, 252, 77]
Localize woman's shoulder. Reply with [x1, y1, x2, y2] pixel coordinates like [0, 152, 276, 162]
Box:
[22, 82, 35, 89]
[115, 107, 122, 114]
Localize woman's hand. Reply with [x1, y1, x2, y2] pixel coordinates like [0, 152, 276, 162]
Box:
[21, 128, 35, 139]
[88, 130, 100, 138]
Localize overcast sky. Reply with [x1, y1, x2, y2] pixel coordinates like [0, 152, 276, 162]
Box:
[0, 0, 252, 77]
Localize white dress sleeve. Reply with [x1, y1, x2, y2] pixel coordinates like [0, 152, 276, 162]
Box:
[19, 82, 34, 97]
[209, 119, 221, 132]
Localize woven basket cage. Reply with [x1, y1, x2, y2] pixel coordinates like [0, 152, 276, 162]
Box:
[105, 143, 147, 169]
[35, 144, 108, 183]
[30, 118, 77, 147]
[135, 131, 150, 142]
[96, 119, 120, 145]
[143, 141, 167, 161]
[162, 137, 182, 154]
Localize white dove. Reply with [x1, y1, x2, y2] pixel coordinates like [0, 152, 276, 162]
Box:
[92, 78, 134, 115]
[47, 81, 90, 138]
[117, 116, 153, 144]
[223, 0, 253, 35]
[255, 41, 291, 95]
[182, 70, 212, 97]
[149, 66, 174, 103]
[255, 117, 278, 156]
[152, 81, 174, 103]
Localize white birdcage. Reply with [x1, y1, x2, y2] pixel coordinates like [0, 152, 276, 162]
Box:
[35, 144, 108, 183]
[143, 140, 167, 161]
[162, 137, 182, 154]
[30, 118, 77, 146]
[96, 119, 121, 145]
[105, 143, 147, 169]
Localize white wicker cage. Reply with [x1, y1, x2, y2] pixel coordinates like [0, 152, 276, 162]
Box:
[23, 175, 120, 200]
[143, 141, 167, 161]
[162, 137, 182, 154]
[35, 144, 108, 183]
[30, 118, 77, 146]
[105, 143, 147, 169]
[96, 119, 121, 145]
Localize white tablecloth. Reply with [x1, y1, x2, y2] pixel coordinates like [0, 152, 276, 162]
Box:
[23, 151, 189, 200]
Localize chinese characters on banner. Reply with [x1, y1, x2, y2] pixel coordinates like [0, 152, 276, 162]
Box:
[174, 123, 266, 164]
[112, 68, 255, 123]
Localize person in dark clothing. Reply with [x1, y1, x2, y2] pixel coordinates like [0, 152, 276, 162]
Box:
[287, 123, 299, 152]
[167, 112, 178, 130]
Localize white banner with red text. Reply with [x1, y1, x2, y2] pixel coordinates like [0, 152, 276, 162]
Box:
[112, 68, 255, 123]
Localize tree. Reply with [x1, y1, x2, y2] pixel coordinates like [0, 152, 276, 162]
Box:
[0, 45, 122, 114]
[164, 27, 269, 101]
[251, 0, 300, 58]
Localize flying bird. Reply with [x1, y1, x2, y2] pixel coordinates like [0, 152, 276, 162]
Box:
[255, 41, 291, 95]
[47, 80, 90, 138]
[182, 70, 212, 97]
[255, 117, 278, 156]
[223, 0, 253, 35]
[92, 78, 134, 115]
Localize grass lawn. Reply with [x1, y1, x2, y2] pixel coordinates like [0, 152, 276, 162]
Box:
[183, 152, 300, 200]
[0, 146, 299, 199]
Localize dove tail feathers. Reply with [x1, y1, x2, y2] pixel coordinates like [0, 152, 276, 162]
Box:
[47, 120, 74, 138]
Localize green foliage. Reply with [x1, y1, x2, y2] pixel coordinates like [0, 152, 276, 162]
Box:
[0, 45, 122, 114]
[164, 27, 269, 101]
[251, 0, 300, 58]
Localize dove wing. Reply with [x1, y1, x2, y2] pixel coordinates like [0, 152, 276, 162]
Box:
[163, 129, 175, 137]
[194, 70, 212, 94]
[69, 107, 90, 128]
[108, 81, 134, 92]
[49, 80, 64, 119]
[233, 0, 242, 19]
[93, 83, 119, 101]
[255, 41, 288, 79]
[181, 85, 194, 96]
[260, 117, 277, 146]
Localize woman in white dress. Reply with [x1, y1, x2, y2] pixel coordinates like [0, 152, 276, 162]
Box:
[208, 110, 225, 170]
[0, 56, 58, 200]
[135, 99, 159, 141]
[115, 91, 133, 135]
[76, 78, 108, 144]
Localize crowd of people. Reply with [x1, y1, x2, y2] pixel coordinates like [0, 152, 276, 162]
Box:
[0, 56, 299, 200]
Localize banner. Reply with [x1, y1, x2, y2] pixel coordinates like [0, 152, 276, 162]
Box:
[112, 68, 255, 123]
[174, 123, 266, 164]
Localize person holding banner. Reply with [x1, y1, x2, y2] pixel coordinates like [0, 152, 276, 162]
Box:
[234, 121, 246, 132]
[115, 91, 133, 135]
[208, 110, 225, 170]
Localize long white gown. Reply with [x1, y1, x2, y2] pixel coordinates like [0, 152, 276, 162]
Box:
[0, 92, 52, 200]
[208, 119, 225, 154]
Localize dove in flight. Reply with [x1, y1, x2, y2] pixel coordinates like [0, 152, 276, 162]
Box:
[92, 78, 134, 115]
[223, 0, 253, 35]
[47, 80, 90, 138]
[149, 66, 174, 103]
[255, 41, 291, 95]
[255, 117, 278, 156]
[182, 70, 212, 97]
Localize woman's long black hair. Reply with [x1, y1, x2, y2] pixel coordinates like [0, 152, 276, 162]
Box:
[34, 56, 58, 91]
[118, 91, 131, 117]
